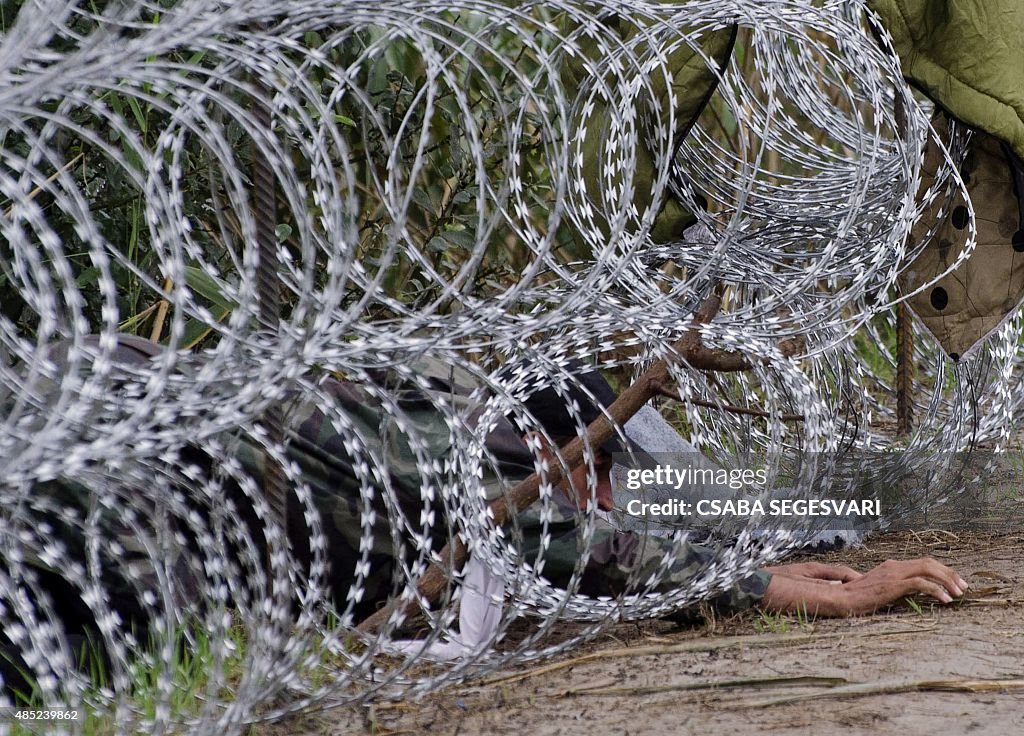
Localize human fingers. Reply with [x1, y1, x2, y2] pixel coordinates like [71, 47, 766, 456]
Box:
[868, 558, 967, 596]
[884, 575, 956, 607]
[836, 575, 954, 615]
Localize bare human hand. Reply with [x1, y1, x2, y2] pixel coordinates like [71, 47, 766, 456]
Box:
[760, 557, 968, 617]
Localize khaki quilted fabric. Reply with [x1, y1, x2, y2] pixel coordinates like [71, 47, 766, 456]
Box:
[902, 112, 1024, 360]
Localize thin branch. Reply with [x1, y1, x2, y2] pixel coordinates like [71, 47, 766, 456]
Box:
[560, 674, 847, 698]
[672, 335, 804, 372]
[650, 383, 804, 422]
[2, 153, 84, 217]
[896, 301, 913, 435]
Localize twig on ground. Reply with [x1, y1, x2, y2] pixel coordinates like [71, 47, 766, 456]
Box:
[559, 674, 847, 698]
[957, 598, 1018, 607]
[738, 677, 1024, 708]
[472, 627, 935, 688]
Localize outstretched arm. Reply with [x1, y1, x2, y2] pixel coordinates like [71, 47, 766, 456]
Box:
[760, 558, 967, 617]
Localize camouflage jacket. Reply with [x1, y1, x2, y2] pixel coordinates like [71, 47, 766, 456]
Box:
[236, 356, 771, 617]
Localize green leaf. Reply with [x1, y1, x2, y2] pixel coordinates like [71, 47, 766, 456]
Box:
[441, 229, 476, 250]
[183, 265, 237, 313]
[452, 186, 478, 205]
[126, 96, 148, 134]
[75, 267, 100, 288]
[168, 266, 237, 348]
[412, 187, 436, 214]
[108, 93, 124, 119]
[175, 314, 227, 350]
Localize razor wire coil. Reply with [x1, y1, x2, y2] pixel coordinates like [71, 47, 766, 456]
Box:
[0, 1, 1019, 733]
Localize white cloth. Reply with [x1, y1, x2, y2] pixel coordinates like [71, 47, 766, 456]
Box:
[608, 404, 735, 533]
[381, 554, 504, 660]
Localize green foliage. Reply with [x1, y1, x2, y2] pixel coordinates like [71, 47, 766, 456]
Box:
[753, 609, 792, 634]
[7, 620, 248, 735]
[753, 604, 814, 634]
[1, 5, 577, 343]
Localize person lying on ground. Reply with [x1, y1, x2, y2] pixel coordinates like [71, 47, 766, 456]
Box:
[1, 337, 967, 695]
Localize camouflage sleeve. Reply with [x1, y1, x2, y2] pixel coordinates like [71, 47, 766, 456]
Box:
[580, 530, 773, 611]
[516, 499, 771, 611]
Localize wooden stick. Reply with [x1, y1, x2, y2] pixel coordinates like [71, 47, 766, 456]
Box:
[896, 301, 913, 435]
[148, 277, 173, 343]
[668, 336, 802, 373]
[894, 94, 914, 436]
[682, 343, 791, 371]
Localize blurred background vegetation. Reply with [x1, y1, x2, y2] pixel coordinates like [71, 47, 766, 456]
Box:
[0, 3, 587, 347]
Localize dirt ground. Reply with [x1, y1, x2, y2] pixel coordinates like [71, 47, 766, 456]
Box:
[273, 529, 1024, 736]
